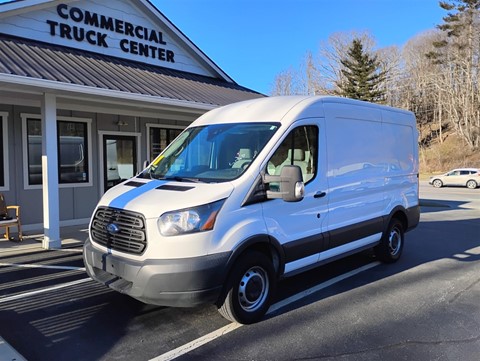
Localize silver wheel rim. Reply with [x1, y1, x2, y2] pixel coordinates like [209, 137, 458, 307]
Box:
[433, 180, 442, 188]
[467, 181, 476, 189]
[238, 266, 269, 312]
[389, 226, 402, 256]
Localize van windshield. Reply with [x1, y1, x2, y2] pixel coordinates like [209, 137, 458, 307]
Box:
[145, 122, 280, 183]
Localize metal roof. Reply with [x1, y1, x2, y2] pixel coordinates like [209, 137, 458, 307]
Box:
[0, 34, 264, 107]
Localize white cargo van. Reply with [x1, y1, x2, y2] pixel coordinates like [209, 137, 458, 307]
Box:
[83, 96, 419, 324]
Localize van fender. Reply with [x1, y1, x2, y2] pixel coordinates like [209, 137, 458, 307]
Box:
[215, 234, 285, 307]
[383, 204, 420, 234]
[223, 234, 286, 281]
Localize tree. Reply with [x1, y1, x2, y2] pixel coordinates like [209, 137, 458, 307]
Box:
[376, 45, 402, 106]
[426, 0, 480, 150]
[270, 68, 299, 96]
[270, 52, 321, 96]
[401, 31, 447, 144]
[300, 51, 322, 95]
[269, 31, 384, 98]
[336, 38, 386, 102]
[316, 31, 377, 95]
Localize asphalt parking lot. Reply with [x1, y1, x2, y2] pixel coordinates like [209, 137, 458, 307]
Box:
[1, 182, 479, 361]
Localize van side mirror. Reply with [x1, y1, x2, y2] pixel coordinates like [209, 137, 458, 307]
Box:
[264, 165, 305, 202]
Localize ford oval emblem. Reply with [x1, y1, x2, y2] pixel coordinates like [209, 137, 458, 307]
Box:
[106, 223, 120, 234]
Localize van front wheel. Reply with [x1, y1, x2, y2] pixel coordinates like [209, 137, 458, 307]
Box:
[375, 218, 404, 263]
[218, 251, 275, 324]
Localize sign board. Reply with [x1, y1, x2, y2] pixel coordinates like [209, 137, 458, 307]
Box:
[0, 0, 214, 76]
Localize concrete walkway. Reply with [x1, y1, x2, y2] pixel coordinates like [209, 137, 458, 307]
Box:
[0, 224, 89, 255]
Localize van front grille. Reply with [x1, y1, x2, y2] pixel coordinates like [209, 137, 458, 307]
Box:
[90, 206, 147, 255]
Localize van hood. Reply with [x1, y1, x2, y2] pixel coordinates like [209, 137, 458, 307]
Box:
[98, 179, 234, 219]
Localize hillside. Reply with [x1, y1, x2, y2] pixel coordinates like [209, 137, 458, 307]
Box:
[419, 130, 480, 175]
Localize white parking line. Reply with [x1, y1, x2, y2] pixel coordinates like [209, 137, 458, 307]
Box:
[150, 261, 381, 361]
[0, 262, 85, 271]
[268, 261, 381, 314]
[0, 278, 92, 304]
[150, 322, 243, 361]
[54, 248, 84, 253]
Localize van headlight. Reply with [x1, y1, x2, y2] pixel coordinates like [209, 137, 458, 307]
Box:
[157, 199, 225, 236]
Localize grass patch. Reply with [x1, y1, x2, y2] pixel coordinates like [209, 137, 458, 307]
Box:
[419, 133, 480, 174]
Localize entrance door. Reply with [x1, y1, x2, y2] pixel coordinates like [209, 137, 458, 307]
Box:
[102, 135, 137, 192]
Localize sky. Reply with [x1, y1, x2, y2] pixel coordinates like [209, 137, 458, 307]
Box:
[0, 0, 447, 94]
[154, 0, 447, 94]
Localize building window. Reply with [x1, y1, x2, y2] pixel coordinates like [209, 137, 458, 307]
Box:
[22, 114, 92, 188]
[148, 126, 183, 162]
[26, 119, 42, 185]
[58, 120, 89, 183]
[0, 112, 8, 190]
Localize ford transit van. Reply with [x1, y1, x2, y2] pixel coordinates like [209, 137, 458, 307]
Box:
[83, 96, 420, 324]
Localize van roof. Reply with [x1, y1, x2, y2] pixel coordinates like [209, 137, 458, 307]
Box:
[193, 95, 413, 126]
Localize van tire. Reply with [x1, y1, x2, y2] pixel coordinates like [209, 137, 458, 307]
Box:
[217, 250, 275, 324]
[375, 218, 404, 263]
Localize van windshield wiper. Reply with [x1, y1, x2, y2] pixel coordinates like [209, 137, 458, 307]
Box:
[161, 176, 204, 183]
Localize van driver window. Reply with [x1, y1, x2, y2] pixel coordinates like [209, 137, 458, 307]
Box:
[267, 125, 318, 183]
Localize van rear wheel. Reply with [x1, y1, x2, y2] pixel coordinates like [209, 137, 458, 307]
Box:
[374, 218, 404, 263]
[218, 250, 275, 324]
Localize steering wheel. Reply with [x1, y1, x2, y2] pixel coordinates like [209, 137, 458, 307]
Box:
[241, 161, 251, 170]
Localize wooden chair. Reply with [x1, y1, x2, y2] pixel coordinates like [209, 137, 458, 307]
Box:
[0, 193, 23, 241]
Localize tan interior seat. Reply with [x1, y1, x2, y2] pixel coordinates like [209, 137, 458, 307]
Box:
[275, 149, 308, 174]
[232, 148, 253, 169]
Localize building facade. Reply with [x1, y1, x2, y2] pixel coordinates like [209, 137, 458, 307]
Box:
[0, 0, 263, 247]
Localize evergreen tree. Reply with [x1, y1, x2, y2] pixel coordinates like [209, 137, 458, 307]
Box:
[336, 39, 386, 102]
[426, 0, 480, 63]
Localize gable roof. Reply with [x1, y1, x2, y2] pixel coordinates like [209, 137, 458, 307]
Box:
[0, 0, 264, 109]
[0, 34, 263, 107]
[0, 0, 233, 81]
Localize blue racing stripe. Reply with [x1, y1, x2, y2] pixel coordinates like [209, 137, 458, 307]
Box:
[109, 180, 166, 209]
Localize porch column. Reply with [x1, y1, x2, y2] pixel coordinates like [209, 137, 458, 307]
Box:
[41, 93, 61, 249]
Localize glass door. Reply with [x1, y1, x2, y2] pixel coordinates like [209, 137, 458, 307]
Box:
[102, 135, 137, 192]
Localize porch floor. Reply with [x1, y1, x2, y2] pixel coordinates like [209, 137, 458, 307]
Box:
[0, 224, 88, 255]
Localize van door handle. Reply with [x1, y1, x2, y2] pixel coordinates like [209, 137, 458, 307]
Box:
[314, 191, 326, 198]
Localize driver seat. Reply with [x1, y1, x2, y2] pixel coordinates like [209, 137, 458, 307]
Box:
[232, 148, 253, 169]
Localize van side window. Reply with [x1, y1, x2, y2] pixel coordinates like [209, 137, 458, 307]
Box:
[267, 125, 318, 183]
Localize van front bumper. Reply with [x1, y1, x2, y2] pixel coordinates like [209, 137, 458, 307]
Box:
[83, 238, 231, 307]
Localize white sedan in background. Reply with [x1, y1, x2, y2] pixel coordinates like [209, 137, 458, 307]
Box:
[429, 168, 480, 189]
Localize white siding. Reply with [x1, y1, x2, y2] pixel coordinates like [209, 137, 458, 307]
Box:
[0, 0, 214, 76]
